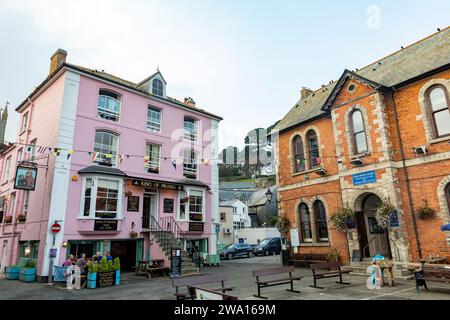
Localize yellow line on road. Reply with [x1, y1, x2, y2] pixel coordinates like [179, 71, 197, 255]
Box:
[360, 287, 415, 300]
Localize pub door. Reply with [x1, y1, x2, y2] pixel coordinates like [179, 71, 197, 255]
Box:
[143, 190, 158, 229]
[355, 211, 370, 259]
[110, 240, 137, 272]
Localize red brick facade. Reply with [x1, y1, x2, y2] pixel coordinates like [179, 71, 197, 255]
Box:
[276, 31, 450, 264]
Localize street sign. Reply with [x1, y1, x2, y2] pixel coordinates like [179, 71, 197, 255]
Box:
[51, 223, 61, 233]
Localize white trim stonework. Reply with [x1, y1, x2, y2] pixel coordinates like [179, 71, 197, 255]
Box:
[437, 175, 450, 245]
[344, 104, 373, 158]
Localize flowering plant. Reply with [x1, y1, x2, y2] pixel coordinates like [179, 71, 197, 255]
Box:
[375, 201, 396, 229]
[415, 200, 436, 220]
[329, 207, 355, 232]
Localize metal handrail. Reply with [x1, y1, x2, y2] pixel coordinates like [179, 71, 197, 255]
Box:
[362, 237, 376, 260]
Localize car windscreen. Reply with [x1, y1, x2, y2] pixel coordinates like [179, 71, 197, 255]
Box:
[259, 239, 271, 246]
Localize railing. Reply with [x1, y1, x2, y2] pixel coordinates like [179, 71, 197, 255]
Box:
[362, 237, 376, 260]
[151, 216, 203, 268]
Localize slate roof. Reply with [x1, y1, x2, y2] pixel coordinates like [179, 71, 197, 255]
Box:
[248, 186, 277, 207]
[275, 27, 450, 133]
[78, 165, 127, 177]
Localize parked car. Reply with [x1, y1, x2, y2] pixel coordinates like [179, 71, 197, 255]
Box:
[253, 237, 282, 256]
[219, 243, 255, 260]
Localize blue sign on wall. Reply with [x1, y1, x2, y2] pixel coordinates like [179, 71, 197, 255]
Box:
[389, 210, 400, 227]
[352, 171, 377, 186]
[215, 225, 220, 234]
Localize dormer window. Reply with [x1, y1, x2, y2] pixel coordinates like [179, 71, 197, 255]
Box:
[184, 117, 198, 142]
[152, 79, 164, 97]
[98, 90, 121, 122]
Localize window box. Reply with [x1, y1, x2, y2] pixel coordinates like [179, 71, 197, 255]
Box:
[17, 214, 26, 223]
[184, 172, 197, 179]
[146, 166, 160, 174]
[189, 213, 203, 222]
[4, 215, 12, 224]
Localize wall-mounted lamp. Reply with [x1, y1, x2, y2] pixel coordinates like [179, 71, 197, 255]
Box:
[71, 175, 78, 182]
[62, 241, 68, 248]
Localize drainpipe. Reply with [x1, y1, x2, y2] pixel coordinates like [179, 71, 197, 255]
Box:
[390, 89, 422, 260]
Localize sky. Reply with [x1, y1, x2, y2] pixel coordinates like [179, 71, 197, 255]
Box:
[0, 0, 449, 151]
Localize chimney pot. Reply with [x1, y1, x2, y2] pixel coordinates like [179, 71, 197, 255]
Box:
[301, 87, 313, 99]
[49, 49, 67, 75]
[184, 97, 196, 107]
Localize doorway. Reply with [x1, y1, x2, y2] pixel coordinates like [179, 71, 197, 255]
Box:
[355, 193, 392, 259]
[110, 240, 137, 271]
[0, 240, 8, 273]
[142, 189, 158, 229]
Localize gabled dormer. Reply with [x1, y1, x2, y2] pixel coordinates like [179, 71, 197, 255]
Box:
[136, 69, 167, 98]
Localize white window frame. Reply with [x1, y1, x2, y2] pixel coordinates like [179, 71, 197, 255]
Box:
[3, 157, 11, 183]
[97, 90, 121, 122]
[9, 193, 16, 216]
[94, 131, 119, 167]
[183, 148, 199, 179]
[145, 143, 161, 174]
[21, 112, 29, 133]
[22, 191, 30, 215]
[177, 187, 206, 222]
[147, 106, 162, 133]
[17, 148, 23, 164]
[152, 79, 164, 97]
[78, 175, 124, 220]
[184, 117, 199, 142]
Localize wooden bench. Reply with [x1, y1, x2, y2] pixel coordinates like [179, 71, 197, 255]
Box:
[252, 266, 302, 299]
[172, 273, 234, 300]
[288, 254, 328, 268]
[414, 264, 450, 293]
[310, 262, 351, 289]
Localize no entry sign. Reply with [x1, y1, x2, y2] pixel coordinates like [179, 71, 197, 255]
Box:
[51, 223, 61, 233]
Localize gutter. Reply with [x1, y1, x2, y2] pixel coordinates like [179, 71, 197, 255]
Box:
[389, 89, 422, 260]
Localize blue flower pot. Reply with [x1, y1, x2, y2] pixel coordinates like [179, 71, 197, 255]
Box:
[5, 267, 20, 280]
[19, 267, 36, 282]
[115, 270, 120, 286]
[87, 272, 97, 289]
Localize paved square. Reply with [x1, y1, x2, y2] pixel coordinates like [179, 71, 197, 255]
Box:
[1, 256, 449, 300]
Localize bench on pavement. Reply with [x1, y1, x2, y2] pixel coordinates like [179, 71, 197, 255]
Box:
[414, 264, 450, 293]
[310, 262, 351, 289]
[172, 273, 234, 300]
[252, 266, 302, 299]
[288, 254, 328, 268]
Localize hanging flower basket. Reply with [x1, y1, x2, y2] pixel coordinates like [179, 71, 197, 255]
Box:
[124, 191, 133, 198]
[4, 215, 13, 224]
[129, 231, 138, 238]
[375, 201, 396, 229]
[17, 214, 27, 223]
[415, 200, 436, 220]
[329, 207, 355, 233]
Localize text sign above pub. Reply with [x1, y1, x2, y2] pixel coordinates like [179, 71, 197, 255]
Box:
[352, 170, 377, 186]
[189, 222, 205, 232]
[131, 179, 184, 191]
[94, 220, 118, 231]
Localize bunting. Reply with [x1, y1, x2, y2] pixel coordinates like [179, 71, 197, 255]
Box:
[67, 150, 73, 160]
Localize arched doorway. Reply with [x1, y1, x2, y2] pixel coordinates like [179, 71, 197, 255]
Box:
[355, 193, 392, 259]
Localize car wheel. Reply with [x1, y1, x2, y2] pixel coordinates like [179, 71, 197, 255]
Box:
[264, 250, 269, 256]
[228, 253, 233, 260]
[248, 251, 254, 258]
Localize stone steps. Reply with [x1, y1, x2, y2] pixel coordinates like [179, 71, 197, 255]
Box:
[342, 261, 415, 280]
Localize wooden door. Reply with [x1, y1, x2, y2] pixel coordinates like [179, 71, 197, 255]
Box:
[355, 211, 370, 259]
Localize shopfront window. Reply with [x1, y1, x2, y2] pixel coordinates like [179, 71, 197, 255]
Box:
[19, 241, 39, 266]
[80, 176, 123, 219]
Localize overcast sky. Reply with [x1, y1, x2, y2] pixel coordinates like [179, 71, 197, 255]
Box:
[0, 0, 449, 151]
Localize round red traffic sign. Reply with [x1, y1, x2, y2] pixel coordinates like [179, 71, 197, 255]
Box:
[51, 223, 61, 233]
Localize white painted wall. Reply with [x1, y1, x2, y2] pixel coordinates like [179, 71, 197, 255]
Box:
[209, 119, 219, 255]
[234, 227, 280, 245]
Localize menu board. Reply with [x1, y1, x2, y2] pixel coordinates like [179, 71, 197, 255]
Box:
[127, 196, 140, 212]
[97, 271, 115, 287]
[164, 199, 174, 213]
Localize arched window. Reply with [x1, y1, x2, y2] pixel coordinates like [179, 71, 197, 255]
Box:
[94, 131, 119, 166]
[350, 109, 368, 154]
[307, 130, 320, 168]
[446, 183, 450, 216]
[313, 200, 329, 242]
[299, 203, 312, 243]
[427, 85, 450, 138]
[152, 79, 164, 97]
[293, 136, 305, 172]
[97, 89, 121, 122]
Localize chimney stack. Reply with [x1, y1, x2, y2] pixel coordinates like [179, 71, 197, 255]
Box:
[49, 49, 67, 76]
[301, 87, 313, 99]
[184, 97, 196, 107]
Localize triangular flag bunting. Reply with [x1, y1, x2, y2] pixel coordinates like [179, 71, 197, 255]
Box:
[67, 150, 73, 160]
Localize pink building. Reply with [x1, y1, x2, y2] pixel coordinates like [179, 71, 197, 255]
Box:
[0, 49, 222, 280]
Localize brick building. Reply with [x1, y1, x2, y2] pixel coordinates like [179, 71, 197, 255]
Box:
[274, 28, 450, 264]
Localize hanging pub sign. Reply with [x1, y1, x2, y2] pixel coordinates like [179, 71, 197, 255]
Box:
[127, 196, 140, 212]
[131, 179, 184, 191]
[14, 165, 38, 191]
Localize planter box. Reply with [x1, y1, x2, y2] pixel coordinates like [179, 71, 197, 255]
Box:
[19, 267, 36, 282]
[115, 270, 120, 286]
[96, 271, 116, 288]
[87, 272, 97, 289]
[5, 267, 20, 280]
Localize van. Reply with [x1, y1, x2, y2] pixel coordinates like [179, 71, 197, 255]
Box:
[253, 237, 281, 256]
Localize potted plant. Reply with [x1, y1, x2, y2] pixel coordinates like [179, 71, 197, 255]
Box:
[87, 261, 99, 289]
[4, 215, 13, 224]
[416, 200, 437, 220]
[129, 230, 138, 238]
[114, 257, 121, 285]
[326, 248, 340, 262]
[375, 201, 396, 229]
[147, 166, 159, 174]
[17, 214, 26, 223]
[329, 207, 355, 232]
[96, 257, 115, 287]
[5, 265, 20, 280]
[19, 260, 36, 282]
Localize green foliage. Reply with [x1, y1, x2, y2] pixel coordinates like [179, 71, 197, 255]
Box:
[416, 200, 437, 220]
[329, 207, 355, 233]
[99, 257, 109, 273]
[271, 216, 290, 237]
[107, 260, 114, 272]
[23, 260, 36, 268]
[113, 258, 121, 271]
[267, 216, 279, 227]
[87, 261, 99, 273]
[326, 248, 340, 262]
